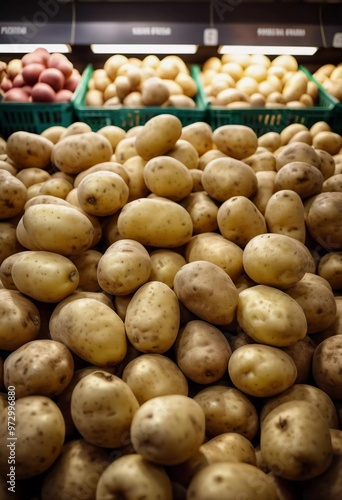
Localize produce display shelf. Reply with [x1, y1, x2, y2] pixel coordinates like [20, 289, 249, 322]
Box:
[73, 64, 208, 131]
[206, 66, 339, 135]
[0, 81, 84, 139]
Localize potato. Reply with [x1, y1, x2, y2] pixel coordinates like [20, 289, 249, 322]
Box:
[228, 344, 297, 397]
[115, 136, 138, 164]
[167, 139, 199, 169]
[16, 167, 50, 188]
[6, 131, 53, 169]
[97, 125, 126, 151]
[141, 76, 170, 105]
[274, 161, 324, 199]
[181, 122, 213, 155]
[306, 192, 342, 250]
[49, 297, 127, 367]
[71, 371, 139, 448]
[258, 131, 282, 152]
[22, 203, 95, 255]
[276, 141, 321, 170]
[184, 232, 244, 283]
[301, 454, 342, 500]
[217, 196, 267, 247]
[0, 395, 65, 479]
[260, 400, 333, 481]
[212, 124, 258, 159]
[244, 149, 277, 172]
[250, 170, 277, 214]
[182, 192, 219, 234]
[69, 249, 102, 292]
[243, 233, 311, 288]
[11, 250, 79, 302]
[312, 131, 342, 156]
[281, 336, 317, 384]
[85, 88, 104, 106]
[237, 285, 307, 346]
[318, 251, 342, 290]
[130, 394, 205, 465]
[39, 177, 73, 199]
[198, 149, 227, 170]
[260, 384, 339, 429]
[41, 438, 110, 500]
[264, 189, 306, 243]
[0, 170, 27, 219]
[0, 288, 40, 350]
[96, 453, 173, 500]
[187, 462, 278, 500]
[52, 132, 113, 174]
[312, 336, 342, 400]
[173, 260, 238, 325]
[167, 94, 196, 108]
[41, 125, 66, 144]
[286, 279, 337, 333]
[143, 155, 193, 201]
[135, 114, 182, 160]
[123, 155, 149, 201]
[148, 249, 186, 288]
[202, 157, 258, 202]
[0, 222, 24, 266]
[175, 319, 231, 384]
[74, 160, 129, 188]
[282, 71, 308, 102]
[117, 197, 193, 247]
[3, 339, 74, 398]
[97, 239, 151, 295]
[195, 384, 259, 441]
[122, 353, 188, 404]
[125, 281, 180, 353]
[190, 169, 204, 191]
[322, 173, 342, 192]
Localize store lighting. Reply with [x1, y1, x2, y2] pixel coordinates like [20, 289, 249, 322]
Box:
[218, 45, 318, 56]
[91, 44, 198, 54]
[0, 44, 71, 54]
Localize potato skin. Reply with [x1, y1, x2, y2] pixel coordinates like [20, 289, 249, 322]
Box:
[0, 395, 65, 479]
[228, 344, 297, 397]
[125, 281, 180, 353]
[175, 320, 232, 384]
[312, 336, 342, 400]
[3, 339, 74, 398]
[173, 260, 239, 325]
[135, 114, 182, 160]
[260, 400, 333, 481]
[306, 192, 342, 250]
[212, 124, 258, 159]
[265, 189, 306, 243]
[143, 155, 193, 201]
[0, 171, 27, 219]
[130, 394, 205, 465]
[96, 453, 173, 500]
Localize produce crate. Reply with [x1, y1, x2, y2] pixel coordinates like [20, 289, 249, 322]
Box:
[206, 66, 339, 135]
[0, 82, 83, 139]
[73, 64, 208, 131]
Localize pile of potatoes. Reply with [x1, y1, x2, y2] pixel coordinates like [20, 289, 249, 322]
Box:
[85, 54, 198, 108]
[200, 53, 320, 109]
[313, 63, 342, 102]
[0, 47, 81, 103]
[0, 115, 342, 500]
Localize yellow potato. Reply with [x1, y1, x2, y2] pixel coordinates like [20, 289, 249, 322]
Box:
[264, 189, 306, 243]
[0, 170, 27, 219]
[217, 196, 267, 247]
[39, 177, 73, 199]
[115, 136, 138, 164]
[243, 233, 312, 288]
[306, 192, 342, 250]
[11, 250, 79, 302]
[125, 281, 180, 353]
[73, 161, 129, 188]
[193, 385, 259, 441]
[143, 155, 193, 201]
[312, 336, 342, 400]
[212, 124, 258, 160]
[202, 157, 258, 202]
[117, 197, 193, 248]
[167, 139, 199, 169]
[69, 249, 102, 292]
[281, 336, 317, 384]
[148, 249, 186, 288]
[97, 239, 151, 295]
[51, 132, 113, 174]
[49, 297, 127, 367]
[243, 149, 277, 172]
[22, 203, 95, 255]
[181, 121, 213, 155]
[122, 353, 188, 404]
[16, 167, 51, 188]
[312, 131, 342, 155]
[237, 284, 307, 346]
[6, 131, 53, 169]
[41, 125, 66, 144]
[250, 170, 277, 215]
[97, 125, 126, 150]
[123, 155, 149, 201]
[182, 191, 218, 234]
[276, 141, 321, 170]
[258, 131, 282, 152]
[228, 343, 298, 397]
[135, 114, 182, 160]
[274, 161, 324, 199]
[282, 71, 308, 102]
[0, 222, 24, 266]
[173, 260, 239, 325]
[317, 251, 342, 290]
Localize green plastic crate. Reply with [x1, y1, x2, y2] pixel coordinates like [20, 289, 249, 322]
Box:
[74, 64, 208, 131]
[0, 80, 83, 139]
[206, 66, 339, 135]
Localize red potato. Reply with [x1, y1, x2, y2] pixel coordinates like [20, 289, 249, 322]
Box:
[3, 87, 30, 102]
[22, 85, 33, 96]
[39, 68, 65, 92]
[48, 53, 73, 80]
[31, 82, 56, 102]
[64, 72, 81, 92]
[54, 89, 73, 102]
[22, 63, 45, 85]
[12, 73, 25, 87]
[21, 48, 49, 67]
[1, 77, 13, 92]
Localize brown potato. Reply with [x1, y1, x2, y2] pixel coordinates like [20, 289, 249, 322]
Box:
[312, 336, 342, 400]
